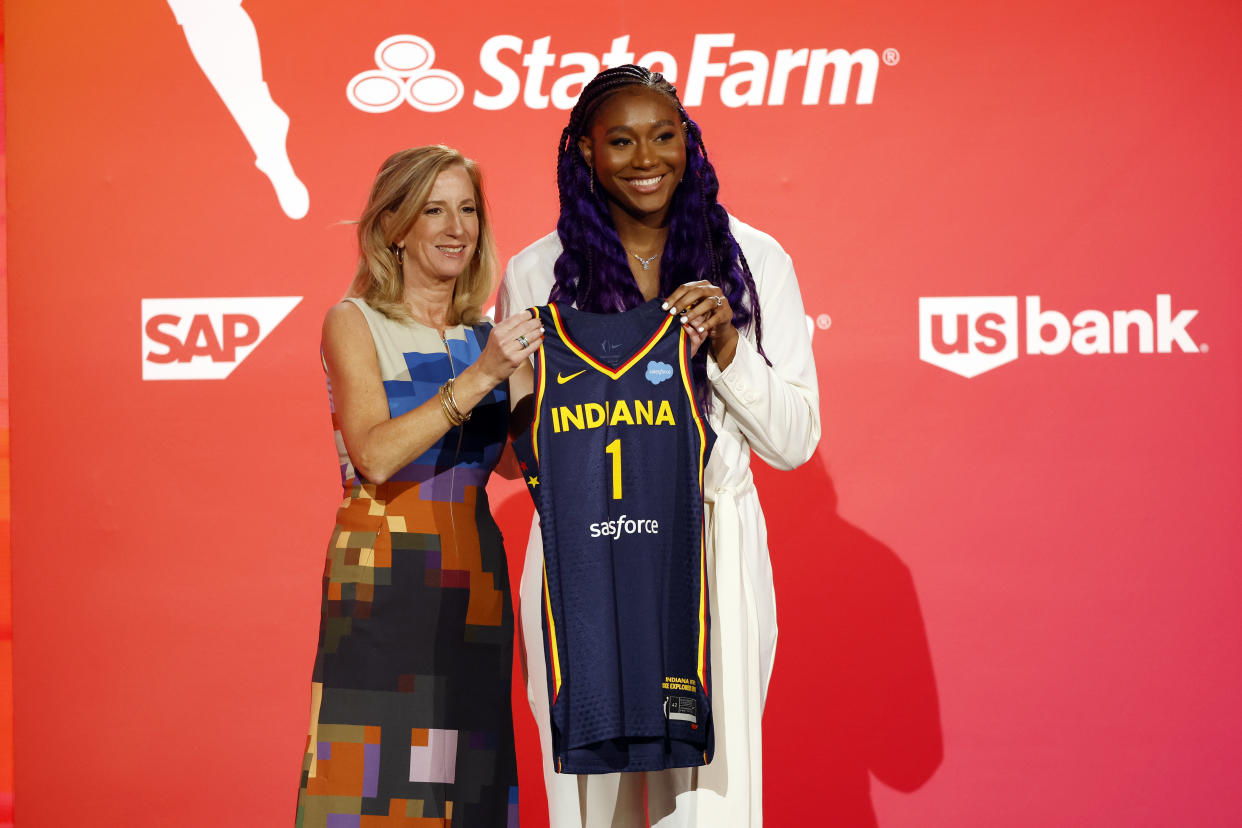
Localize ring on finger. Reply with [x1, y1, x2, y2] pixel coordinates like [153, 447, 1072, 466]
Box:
[714, 295, 724, 307]
[517, 334, 530, 348]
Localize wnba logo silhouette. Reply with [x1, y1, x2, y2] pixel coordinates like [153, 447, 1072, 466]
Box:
[168, 0, 309, 219]
[919, 297, 1019, 378]
[347, 35, 465, 113]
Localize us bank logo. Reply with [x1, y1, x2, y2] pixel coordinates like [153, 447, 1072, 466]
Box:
[142, 297, 301, 380]
[919, 295, 1203, 378]
[918, 297, 1018, 378]
[347, 32, 899, 113]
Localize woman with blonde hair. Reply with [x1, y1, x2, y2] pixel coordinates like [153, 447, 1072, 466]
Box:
[296, 145, 542, 827]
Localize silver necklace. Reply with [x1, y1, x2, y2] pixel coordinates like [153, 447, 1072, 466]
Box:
[629, 250, 660, 271]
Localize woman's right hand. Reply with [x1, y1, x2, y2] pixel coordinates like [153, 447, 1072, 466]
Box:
[470, 310, 544, 386]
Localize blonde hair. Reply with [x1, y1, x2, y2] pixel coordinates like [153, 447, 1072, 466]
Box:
[349, 146, 497, 325]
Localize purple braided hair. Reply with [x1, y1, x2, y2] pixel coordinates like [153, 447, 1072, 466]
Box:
[551, 65, 768, 409]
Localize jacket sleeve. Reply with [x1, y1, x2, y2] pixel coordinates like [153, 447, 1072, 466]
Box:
[707, 239, 821, 470]
[498, 258, 526, 319]
[498, 235, 558, 318]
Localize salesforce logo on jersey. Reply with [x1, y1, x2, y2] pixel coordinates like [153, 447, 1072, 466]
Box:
[347, 33, 892, 113]
[646, 361, 675, 385]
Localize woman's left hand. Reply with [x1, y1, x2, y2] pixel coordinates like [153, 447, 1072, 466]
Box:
[664, 280, 739, 367]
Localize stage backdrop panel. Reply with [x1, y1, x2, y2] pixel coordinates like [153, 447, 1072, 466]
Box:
[6, 0, 1241, 826]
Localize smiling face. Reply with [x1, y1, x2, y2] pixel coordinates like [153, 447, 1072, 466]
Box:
[578, 86, 687, 228]
[397, 164, 479, 285]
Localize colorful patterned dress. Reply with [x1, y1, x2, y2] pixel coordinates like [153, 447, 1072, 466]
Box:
[296, 298, 518, 828]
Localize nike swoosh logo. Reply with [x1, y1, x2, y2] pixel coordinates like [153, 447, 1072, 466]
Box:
[557, 370, 587, 384]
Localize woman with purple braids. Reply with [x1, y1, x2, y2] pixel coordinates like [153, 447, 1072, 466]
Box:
[500, 65, 820, 826]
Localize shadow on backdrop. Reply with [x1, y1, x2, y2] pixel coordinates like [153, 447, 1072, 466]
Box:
[755, 454, 943, 826]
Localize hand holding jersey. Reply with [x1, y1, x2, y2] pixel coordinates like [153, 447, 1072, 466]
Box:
[664, 280, 738, 367]
[472, 310, 544, 386]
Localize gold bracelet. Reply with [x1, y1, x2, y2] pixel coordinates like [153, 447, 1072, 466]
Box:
[438, 381, 463, 426]
[447, 377, 472, 422]
[438, 392, 461, 426]
[439, 378, 471, 425]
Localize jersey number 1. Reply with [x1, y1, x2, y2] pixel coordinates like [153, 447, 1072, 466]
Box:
[605, 438, 622, 500]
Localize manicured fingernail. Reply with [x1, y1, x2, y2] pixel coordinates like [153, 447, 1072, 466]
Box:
[680, 315, 687, 323]
[661, 302, 669, 311]
[697, 326, 705, 332]
[668, 306, 677, 315]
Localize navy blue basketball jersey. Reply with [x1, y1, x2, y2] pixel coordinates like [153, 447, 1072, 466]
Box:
[512, 300, 716, 774]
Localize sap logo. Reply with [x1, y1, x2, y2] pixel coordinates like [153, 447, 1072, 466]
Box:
[919, 295, 1201, 378]
[142, 297, 301, 380]
[348, 33, 891, 114]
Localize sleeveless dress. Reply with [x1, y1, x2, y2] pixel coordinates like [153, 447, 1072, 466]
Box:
[296, 298, 518, 828]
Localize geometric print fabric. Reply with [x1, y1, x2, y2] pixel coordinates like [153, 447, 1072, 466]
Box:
[297, 306, 517, 826]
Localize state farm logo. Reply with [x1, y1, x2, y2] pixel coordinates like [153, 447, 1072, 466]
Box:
[919, 295, 1202, 378]
[347, 35, 465, 113]
[142, 297, 301, 380]
[347, 33, 897, 113]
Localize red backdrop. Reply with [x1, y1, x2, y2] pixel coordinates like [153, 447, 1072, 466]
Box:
[5, 0, 1241, 825]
